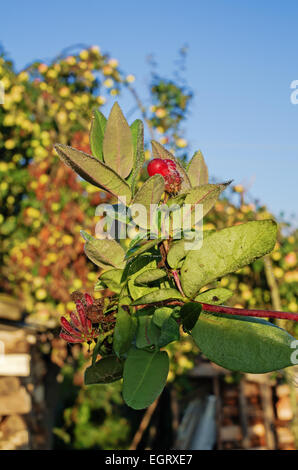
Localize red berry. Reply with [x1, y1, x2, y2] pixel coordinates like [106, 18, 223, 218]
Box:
[147, 158, 182, 194]
[147, 158, 169, 177]
[163, 159, 177, 171]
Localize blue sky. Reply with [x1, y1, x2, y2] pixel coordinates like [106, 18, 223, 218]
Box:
[1, 0, 298, 225]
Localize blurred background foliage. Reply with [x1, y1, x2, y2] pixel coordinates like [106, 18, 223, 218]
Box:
[0, 44, 297, 449]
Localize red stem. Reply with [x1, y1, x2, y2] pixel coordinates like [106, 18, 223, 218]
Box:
[201, 303, 298, 322]
[172, 270, 185, 298]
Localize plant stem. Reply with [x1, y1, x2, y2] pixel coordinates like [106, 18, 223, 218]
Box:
[201, 303, 298, 322]
[172, 270, 185, 297]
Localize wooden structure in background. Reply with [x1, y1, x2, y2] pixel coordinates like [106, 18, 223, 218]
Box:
[0, 297, 49, 450]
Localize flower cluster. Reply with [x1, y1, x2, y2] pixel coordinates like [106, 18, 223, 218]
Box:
[60, 293, 99, 344]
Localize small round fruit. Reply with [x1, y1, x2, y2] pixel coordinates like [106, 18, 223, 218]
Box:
[147, 158, 169, 177]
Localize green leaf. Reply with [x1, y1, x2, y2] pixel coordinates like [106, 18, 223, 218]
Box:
[167, 231, 215, 269]
[191, 312, 297, 373]
[113, 303, 136, 357]
[187, 150, 208, 186]
[158, 316, 180, 347]
[89, 109, 106, 161]
[152, 307, 173, 327]
[82, 232, 125, 269]
[181, 220, 277, 298]
[136, 316, 160, 349]
[99, 269, 124, 294]
[103, 102, 134, 179]
[55, 144, 131, 203]
[135, 306, 156, 318]
[180, 302, 202, 332]
[167, 191, 189, 207]
[125, 237, 163, 260]
[131, 174, 165, 227]
[128, 119, 145, 195]
[151, 140, 191, 192]
[92, 339, 102, 365]
[123, 348, 169, 409]
[85, 355, 123, 384]
[135, 268, 167, 286]
[167, 239, 188, 269]
[126, 253, 160, 300]
[132, 288, 185, 305]
[195, 288, 233, 305]
[184, 182, 230, 225]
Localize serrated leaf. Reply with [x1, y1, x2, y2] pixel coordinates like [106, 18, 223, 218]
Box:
[158, 316, 180, 347]
[83, 233, 125, 269]
[151, 140, 191, 192]
[135, 268, 167, 286]
[195, 288, 233, 305]
[132, 288, 185, 305]
[85, 355, 123, 384]
[191, 312, 297, 373]
[127, 119, 145, 195]
[113, 302, 136, 357]
[103, 102, 134, 179]
[152, 307, 173, 327]
[99, 269, 124, 294]
[123, 348, 169, 409]
[184, 182, 230, 225]
[181, 220, 277, 298]
[136, 316, 160, 349]
[55, 144, 131, 202]
[180, 302, 202, 332]
[89, 109, 106, 161]
[187, 150, 208, 186]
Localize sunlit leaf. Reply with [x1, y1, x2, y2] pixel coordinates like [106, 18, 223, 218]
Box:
[191, 312, 296, 373]
[55, 144, 131, 202]
[103, 102, 134, 179]
[181, 220, 277, 298]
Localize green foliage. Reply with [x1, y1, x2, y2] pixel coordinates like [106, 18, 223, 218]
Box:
[54, 103, 296, 411]
[128, 119, 145, 195]
[97, 269, 124, 293]
[103, 102, 134, 179]
[191, 312, 296, 373]
[81, 231, 125, 269]
[181, 220, 277, 298]
[5, 45, 296, 443]
[136, 316, 160, 348]
[90, 109, 106, 161]
[187, 150, 208, 186]
[85, 355, 123, 384]
[122, 348, 169, 409]
[180, 302, 202, 332]
[134, 268, 167, 285]
[55, 144, 132, 202]
[113, 307, 136, 357]
[194, 288, 233, 305]
[158, 316, 180, 347]
[131, 288, 185, 305]
[131, 174, 165, 226]
[184, 182, 230, 222]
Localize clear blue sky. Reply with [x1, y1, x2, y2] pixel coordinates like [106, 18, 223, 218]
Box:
[1, 0, 298, 225]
